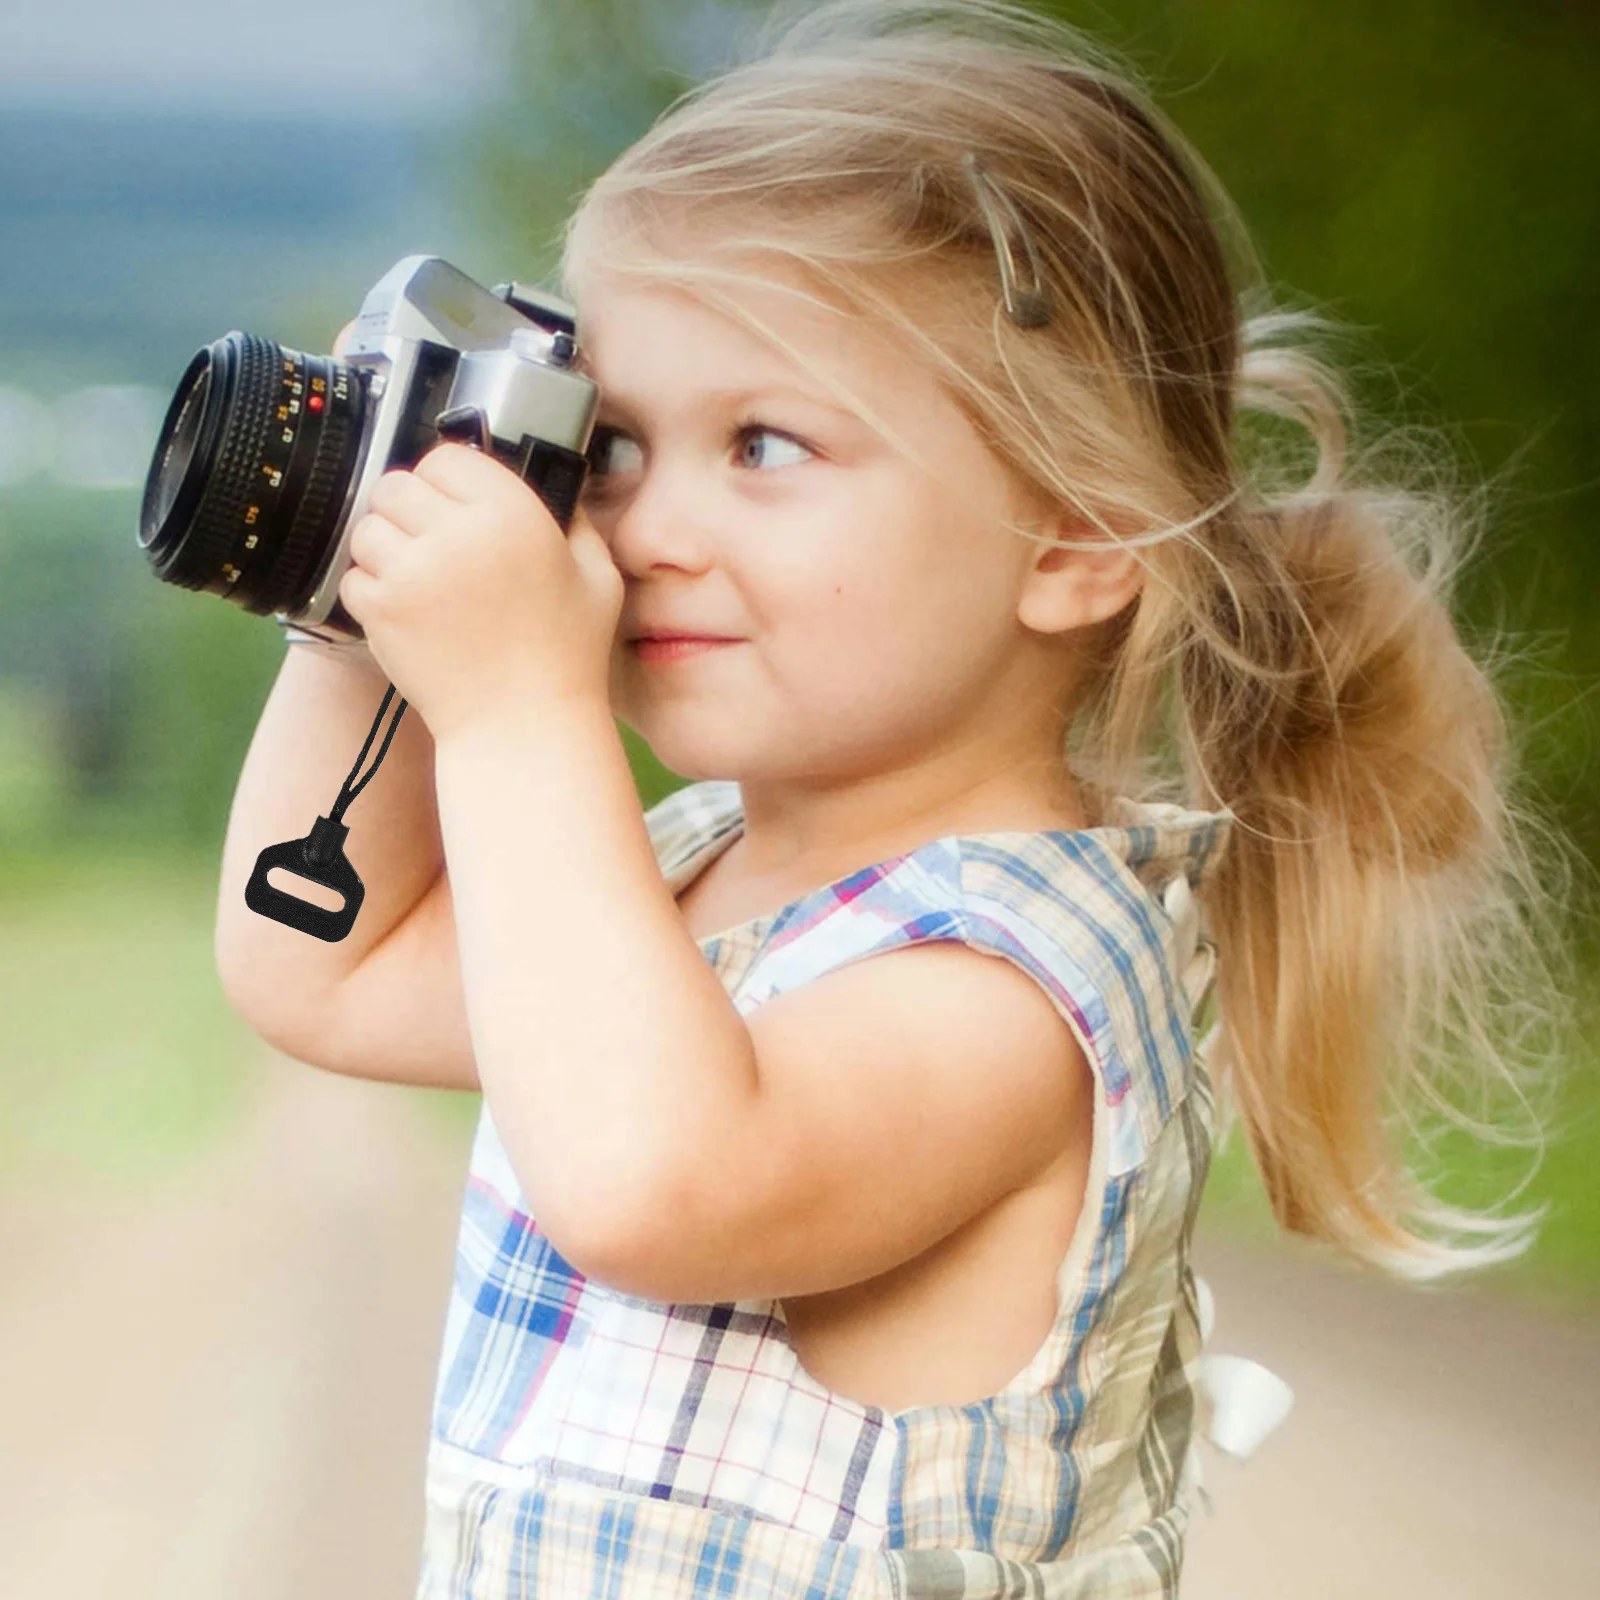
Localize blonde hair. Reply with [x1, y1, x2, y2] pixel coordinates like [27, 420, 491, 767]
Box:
[558, 0, 1589, 1282]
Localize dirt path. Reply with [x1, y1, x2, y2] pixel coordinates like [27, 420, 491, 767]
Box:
[0, 1054, 466, 1600]
[1182, 1228, 1599, 1596]
[1, 1051, 1595, 1598]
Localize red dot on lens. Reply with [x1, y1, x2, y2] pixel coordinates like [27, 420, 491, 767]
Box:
[308, 394, 325, 412]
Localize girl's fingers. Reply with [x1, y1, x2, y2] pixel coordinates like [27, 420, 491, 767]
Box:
[366, 466, 454, 532]
[413, 439, 540, 516]
[336, 559, 371, 619]
[346, 510, 409, 576]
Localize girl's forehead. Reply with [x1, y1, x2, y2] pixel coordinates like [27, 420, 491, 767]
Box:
[577, 273, 839, 359]
[572, 269, 931, 410]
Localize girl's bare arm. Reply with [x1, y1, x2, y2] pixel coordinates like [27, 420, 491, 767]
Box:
[214, 641, 479, 1090]
[213, 314, 476, 1090]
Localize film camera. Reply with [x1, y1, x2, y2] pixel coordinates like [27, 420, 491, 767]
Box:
[137, 256, 601, 940]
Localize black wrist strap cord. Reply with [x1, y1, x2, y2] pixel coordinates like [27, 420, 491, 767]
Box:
[330, 684, 409, 827]
[244, 684, 409, 943]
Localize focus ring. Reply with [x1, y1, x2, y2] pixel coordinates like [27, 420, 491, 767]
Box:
[170, 332, 283, 595]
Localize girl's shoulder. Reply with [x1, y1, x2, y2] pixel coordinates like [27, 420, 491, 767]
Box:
[654, 779, 1235, 1177]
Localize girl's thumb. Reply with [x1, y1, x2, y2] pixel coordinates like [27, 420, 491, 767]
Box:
[569, 518, 623, 597]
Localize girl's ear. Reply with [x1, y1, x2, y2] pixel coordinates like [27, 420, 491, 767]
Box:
[1014, 515, 1145, 638]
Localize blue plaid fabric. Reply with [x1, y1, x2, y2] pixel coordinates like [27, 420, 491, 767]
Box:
[417, 779, 1237, 1598]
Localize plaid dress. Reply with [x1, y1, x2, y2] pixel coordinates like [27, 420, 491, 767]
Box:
[416, 779, 1292, 1598]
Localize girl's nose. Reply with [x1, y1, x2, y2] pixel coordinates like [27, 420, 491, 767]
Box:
[597, 467, 719, 579]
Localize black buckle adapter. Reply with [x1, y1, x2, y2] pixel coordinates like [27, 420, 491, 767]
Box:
[245, 683, 407, 942]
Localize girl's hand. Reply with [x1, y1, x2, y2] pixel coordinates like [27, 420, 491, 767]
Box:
[337, 442, 623, 743]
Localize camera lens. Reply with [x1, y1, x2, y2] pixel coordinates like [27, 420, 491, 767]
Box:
[138, 331, 367, 617]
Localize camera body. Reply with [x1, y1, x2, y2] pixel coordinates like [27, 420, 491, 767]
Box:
[285, 256, 598, 656]
[138, 255, 600, 663]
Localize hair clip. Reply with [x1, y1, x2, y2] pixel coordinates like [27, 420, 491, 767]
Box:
[962, 152, 1052, 329]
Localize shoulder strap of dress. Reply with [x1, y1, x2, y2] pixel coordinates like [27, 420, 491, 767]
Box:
[643, 780, 743, 884]
[733, 826, 1219, 1177]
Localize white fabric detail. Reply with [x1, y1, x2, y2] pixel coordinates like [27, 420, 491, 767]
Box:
[1161, 873, 1218, 1018]
[1184, 1273, 1295, 1518]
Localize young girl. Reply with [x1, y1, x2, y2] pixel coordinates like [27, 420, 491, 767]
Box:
[214, 1, 1583, 1595]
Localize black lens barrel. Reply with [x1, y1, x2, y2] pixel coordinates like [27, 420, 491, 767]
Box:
[138, 331, 366, 617]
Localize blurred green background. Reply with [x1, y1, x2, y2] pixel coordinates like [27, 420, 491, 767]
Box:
[4, 0, 1597, 1306]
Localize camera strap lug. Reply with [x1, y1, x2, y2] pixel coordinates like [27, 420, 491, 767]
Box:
[246, 817, 366, 943]
[436, 404, 494, 454]
[492, 281, 576, 340]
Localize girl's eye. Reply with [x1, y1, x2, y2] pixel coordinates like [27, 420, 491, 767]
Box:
[582, 423, 814, 493]
[734, 426, 813, 472]
[586, 427, 643, 483]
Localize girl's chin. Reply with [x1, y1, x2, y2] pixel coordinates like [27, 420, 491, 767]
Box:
[608, 704, 738, 773]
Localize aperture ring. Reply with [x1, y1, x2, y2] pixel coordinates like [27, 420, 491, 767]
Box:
[253, 361, 364, 617]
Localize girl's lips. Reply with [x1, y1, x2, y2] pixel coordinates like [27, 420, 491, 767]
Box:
[631, 636, 741, 663]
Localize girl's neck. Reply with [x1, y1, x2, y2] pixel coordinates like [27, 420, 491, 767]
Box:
[727, 765, 1095, 886]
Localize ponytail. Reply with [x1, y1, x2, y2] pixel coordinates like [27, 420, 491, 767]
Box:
[1183, 312, 1586, 1281]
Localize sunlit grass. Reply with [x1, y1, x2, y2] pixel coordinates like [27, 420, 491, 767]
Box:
[4, 843, 1596, 1307]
